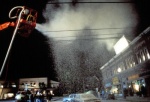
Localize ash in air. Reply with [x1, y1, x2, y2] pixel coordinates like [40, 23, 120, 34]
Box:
[35, 0, 139, 77]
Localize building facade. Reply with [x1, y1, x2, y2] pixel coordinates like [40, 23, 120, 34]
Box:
[100, 26, 150, 97]
[0, 77, 60, 99]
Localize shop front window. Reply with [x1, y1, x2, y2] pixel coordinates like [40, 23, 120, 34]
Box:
[131, 79, 146, 96]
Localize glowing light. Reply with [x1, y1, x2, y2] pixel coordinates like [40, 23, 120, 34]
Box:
[117, 68, 122, 73]
[50, 90, 54, 95]
[143, 55, 145, 61]
[114, 36, 129, 54]
[12, 85, 16, 87]
[110, 86, 118, 94]
[147, 53, 150, 59]
[15, 94, 24, 100]
[135, 84, 139, 91]
[0, 85, 3, 88]
[7, 93, 14, 98]
[139, 59, 141, 63]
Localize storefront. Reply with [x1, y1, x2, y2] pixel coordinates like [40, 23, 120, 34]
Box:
[128, 74, 146, 96]
[111, 77, 121, 94]
[105, 83, 112, 93]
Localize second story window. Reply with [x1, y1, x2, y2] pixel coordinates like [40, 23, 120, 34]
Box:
[125, 56, 135, 69]
[136, 51, 143, 63]
[114, 68, 117, 75]
[117, 62, 125, 73]
[136, 48, 150, 64]
[143, 48, 150, 60]
[140, 50, 145, 61]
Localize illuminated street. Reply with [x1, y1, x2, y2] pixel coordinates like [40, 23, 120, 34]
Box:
[0, 0, 150, 102]
[50, 97, 150, 102]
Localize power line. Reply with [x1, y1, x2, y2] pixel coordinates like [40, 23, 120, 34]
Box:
[43, 27, 135, 33]
[52, 36, 120, 42]
[49, 33, 123, 39]
[47, 1, 135, 4]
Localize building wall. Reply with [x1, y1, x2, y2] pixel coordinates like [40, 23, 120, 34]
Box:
[19, 77, 48, 89]
[100, 26, 150, 96]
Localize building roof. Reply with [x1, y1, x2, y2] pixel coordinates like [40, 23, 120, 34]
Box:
[100, 26, 150, 70]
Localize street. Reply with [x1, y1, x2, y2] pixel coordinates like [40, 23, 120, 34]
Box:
[50, 97, 150, 102]
[51, 100, 130, 102]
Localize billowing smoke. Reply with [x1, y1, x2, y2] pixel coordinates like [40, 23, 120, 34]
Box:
[35, 0, 139, 78]
[36, 0, 138, 48]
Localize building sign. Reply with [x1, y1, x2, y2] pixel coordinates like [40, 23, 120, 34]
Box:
[128, 74, 139, 81]
[113, 36, 129, 54]
[112, 77, 119, 85]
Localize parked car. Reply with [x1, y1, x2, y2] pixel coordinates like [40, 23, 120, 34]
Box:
[63, 93, 101, 102]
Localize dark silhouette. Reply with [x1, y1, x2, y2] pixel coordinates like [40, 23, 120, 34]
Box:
[123, 82, 128, 99]
[140, 85, 146, 97]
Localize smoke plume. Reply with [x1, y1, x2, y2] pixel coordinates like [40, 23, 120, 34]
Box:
[35, 0, 139, 74]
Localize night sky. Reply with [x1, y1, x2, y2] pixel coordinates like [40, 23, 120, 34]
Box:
[0, 0, 150, 81]
[0, 0, 57, 80]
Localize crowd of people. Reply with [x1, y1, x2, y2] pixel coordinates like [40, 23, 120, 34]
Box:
[15, 89, 54, 102]
[100, 84, 147, 100]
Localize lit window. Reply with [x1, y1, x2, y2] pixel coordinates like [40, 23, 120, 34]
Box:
[125, 56, 135, 69]
[131, 56, 135, 67]
[143, 55, 145, 61]
[136, 52, 142, 63]
[140, 51, 145, 61]
[144, 48, 150, 59]
[118, 62, 125, 72]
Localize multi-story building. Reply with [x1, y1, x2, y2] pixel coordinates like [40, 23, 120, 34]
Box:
[100, 26, 150, 97]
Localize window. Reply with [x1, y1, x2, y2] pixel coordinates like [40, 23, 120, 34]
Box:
[125, 56, 135, 69]
[136, 48, 150, 64]
[125, 58, 129, 69]
[130, 56, 136, 67]
[143, 48, 150, 60]
[140, 50, 145, 61]
[136, 52, 141, 63]
[118, 62, 125, 71]
[113, 67, 118, 75]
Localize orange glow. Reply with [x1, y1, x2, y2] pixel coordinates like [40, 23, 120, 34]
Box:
[0, 22, 12, 30]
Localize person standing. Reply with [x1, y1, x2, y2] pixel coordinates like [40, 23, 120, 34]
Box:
[123, 82, 127, 99]
[140, 85, 146, 97]
[101, 90, 105, 99]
